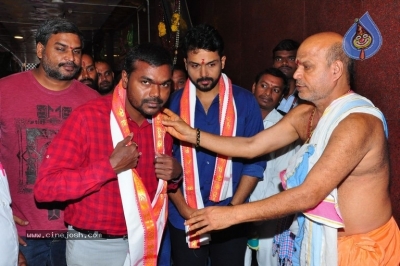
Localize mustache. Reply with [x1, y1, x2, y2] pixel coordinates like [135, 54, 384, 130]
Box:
[259, 95, 272, 101]
[196, 77, 214, 83]
[143, 97, 163, 104]
[59, 61, 79, 68]
[100, 81, 111, 86]
[80, 78, 95, 83]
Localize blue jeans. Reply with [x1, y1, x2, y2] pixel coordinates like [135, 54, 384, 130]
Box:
[19, 237, 67, 266]
[169, 222, 247, 266]
[158, 226, 172, 266]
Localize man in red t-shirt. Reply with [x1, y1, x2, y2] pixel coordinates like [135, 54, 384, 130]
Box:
[0, 18, 99, 266]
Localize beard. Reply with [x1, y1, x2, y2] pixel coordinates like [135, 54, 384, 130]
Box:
[130, 97, 165, 117]
[98, 81, 114, 95]
[189, 73, 221, 92]
[79, 78, 97, 89]
[279, 66, 294, 79]
[297, 85, 330, 103]
[41, 54, 79, 81]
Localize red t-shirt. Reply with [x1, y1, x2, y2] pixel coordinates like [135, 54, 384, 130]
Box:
[0, 70, 99, 236]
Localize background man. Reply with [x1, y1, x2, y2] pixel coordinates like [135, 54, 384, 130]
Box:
[272, 39, 301, 115]
[171, 65, 187, 91]
[35, 43, 182, 266]
[77, 53, 98, 90]
[244, 68, 298, 266]
[0, 18, 99, 265]
[95, 60, 115, 95]
[163, 32, 400, 265]
[167, 24, 265, 266]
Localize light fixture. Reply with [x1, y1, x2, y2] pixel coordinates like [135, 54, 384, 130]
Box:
[14, 36, 23, 39]
[51, 0, 64, 3]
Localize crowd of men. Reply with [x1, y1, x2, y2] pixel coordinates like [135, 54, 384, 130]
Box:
[0, 17, 399, 266]
[75, 53, 115, 95]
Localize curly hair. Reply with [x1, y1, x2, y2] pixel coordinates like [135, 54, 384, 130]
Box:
[123, 43, 173, 76]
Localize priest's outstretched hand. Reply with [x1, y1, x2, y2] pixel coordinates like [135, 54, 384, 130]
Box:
[162, 108, 196, 144]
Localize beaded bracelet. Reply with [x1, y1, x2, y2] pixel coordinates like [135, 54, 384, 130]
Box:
[195, 128, 200, 148]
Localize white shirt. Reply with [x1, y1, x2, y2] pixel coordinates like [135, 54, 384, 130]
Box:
[0, 163, 18, 266]
[277, 91, 298, 114]
[249, 109, 298, 201]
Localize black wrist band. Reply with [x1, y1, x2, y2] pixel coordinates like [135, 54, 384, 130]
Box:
[171, 174, 183, 183]
[228, 203, 233, 206]
[195, 128, 200, 148]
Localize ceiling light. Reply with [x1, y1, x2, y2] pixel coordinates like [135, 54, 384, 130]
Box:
[51, 0, 64, 3]
[14, 36, 23, 39]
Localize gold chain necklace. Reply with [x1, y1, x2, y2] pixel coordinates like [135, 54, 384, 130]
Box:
[305, 107, 316, 144]
[305, 90, 352, 144]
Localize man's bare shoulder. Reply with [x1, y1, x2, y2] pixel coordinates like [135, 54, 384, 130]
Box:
[284, 103, 316, 141]
[337, 112, 388, 173]
[338, 112, 385, 142]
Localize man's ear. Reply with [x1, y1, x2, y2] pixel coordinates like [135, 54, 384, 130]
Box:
[121, 70, 128, 89]
[252, 83, 256, 94]
[332, 60, 344, 81]
[221, 56, 226, 70]
[36, 42, 44, 59]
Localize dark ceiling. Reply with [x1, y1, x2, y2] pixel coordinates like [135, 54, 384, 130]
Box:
[0, 0, 145, 65]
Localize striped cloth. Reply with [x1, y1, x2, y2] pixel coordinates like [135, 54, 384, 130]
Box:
[273, 215, 296, 266]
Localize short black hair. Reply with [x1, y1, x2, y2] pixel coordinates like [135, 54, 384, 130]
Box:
[272, 39, 300, 56]
[182, 24, 224, 57]
[35, 18, 84, 47]
[173, 65, 187, 77]
[254, 68, 289, 95]
[82, 53, 93, 60]
[123, 43, 173, 76]
[94, 59, 109, 65]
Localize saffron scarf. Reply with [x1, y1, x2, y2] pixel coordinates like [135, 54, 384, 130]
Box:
[180, 73, 237, 248]
[110, 81, 168, 266]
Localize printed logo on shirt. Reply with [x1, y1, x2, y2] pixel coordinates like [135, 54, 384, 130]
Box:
[16, 104, 72, 221]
